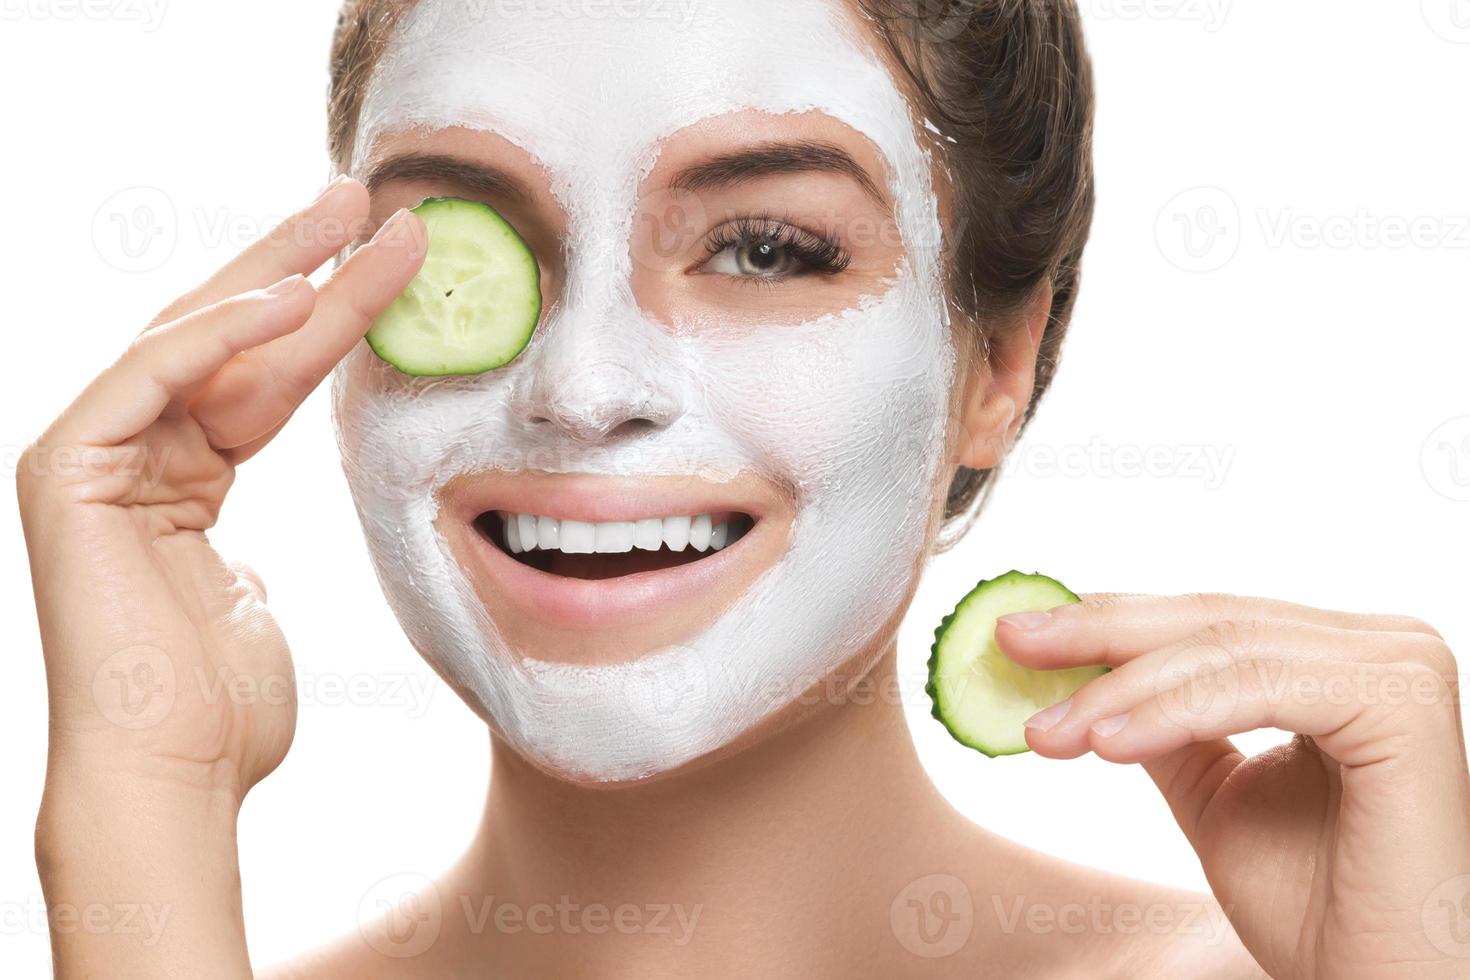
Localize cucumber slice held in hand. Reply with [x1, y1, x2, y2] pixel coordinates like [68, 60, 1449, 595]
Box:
[366, 197, 542, 377]
[926, 570, 1107, 758]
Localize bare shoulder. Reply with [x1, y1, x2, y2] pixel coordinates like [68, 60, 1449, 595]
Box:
[257, 941, 390, 980]
[257, 926, 455, 980]
[950, 834, 1269, 980]
[1109, 893, 1271, 980]
[1063, 872, 1270, 980]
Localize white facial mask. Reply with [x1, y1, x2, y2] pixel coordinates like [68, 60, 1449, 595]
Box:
[334, 0, 956, 781]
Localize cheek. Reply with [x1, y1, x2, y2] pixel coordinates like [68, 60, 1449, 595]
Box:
[694, 285, 953, 507]
[333, 348, 525, 494]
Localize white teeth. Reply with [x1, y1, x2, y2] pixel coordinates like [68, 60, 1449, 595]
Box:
[595, 521, 637, 553]
[536, 514, 559, 550]
[558, 519, 596, 554]
[662, 515, 691, 551]
[689, 513, 712, 552]
[634, 518, 663, 551]
[500, 512, 741, 557]
[517, 513, 538, 551]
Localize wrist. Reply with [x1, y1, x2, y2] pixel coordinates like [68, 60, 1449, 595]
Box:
[36, 758, 252, 978]
[47, 732, 251, 801]
[37, 754, 242, 865]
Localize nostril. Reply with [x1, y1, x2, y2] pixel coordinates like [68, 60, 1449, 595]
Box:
[607, 418, 660, 439]
[521, 396, 682, 443]
[517, 370, 684, 443]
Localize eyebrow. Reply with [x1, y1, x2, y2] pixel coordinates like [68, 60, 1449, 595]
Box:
[363, 141, 889, 210]
[669, 140, 888, 209]
[362, 152, 532, 203]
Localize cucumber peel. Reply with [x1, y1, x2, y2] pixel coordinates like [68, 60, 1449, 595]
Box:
[926, 570, 1107, 757]
[366, 197, 541, 377]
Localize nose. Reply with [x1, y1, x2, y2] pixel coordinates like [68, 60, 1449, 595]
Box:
[514, 309, 685, 444]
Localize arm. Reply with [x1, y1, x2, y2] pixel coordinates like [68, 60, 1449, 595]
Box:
[20, 177, 424, 977]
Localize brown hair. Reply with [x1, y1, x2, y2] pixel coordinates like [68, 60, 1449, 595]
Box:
[854, 1, 1094, 539]
[327, 0, 1095, 540]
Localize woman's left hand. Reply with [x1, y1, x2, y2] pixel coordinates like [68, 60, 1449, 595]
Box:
[997, 593, 1470, 980]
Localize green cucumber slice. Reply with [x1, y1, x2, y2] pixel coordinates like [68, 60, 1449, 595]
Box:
[926, 570, 1107, 757]
[366, 197, 541, 377]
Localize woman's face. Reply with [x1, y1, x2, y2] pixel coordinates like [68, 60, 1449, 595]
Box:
[333, 0, 966, 782]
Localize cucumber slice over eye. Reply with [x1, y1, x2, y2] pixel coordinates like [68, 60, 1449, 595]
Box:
[366, 197, 542, 377]
[926, 570, 1108, 758]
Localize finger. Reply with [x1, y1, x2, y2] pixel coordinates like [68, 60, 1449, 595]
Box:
[1082, 656, 1460, 770]
[187, 207, 426, 452]
[997, 591, 1444, 671]
[220, 413, 291, 467]
[147, 177, 369, 327]
[1021, 621, 1456, 760]
[47, 276, 318, 449]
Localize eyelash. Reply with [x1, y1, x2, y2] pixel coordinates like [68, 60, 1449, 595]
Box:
[701, 216, 852, 282]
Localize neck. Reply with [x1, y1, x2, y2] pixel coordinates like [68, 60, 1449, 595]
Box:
[445, 645, 977, 978]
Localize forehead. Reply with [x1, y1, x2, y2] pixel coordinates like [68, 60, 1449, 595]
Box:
[354, 0, 923, 186]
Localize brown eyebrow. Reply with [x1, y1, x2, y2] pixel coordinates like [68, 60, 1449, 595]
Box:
[669, 140, 888, 210]
[362, 152, 532, 203]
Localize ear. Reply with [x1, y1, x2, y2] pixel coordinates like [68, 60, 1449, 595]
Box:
[955, 280, 1052, 470]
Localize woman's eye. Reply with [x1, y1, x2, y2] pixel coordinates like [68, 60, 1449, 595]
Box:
[697, 219, 851, 281]
[705, 238, 801, 278]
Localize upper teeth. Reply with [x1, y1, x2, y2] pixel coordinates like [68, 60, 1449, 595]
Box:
[501, 512, 735, 555]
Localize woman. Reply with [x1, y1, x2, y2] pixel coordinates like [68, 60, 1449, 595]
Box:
[20, 0, 1468, 976]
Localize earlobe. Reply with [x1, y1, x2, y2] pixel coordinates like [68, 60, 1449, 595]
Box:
[955, 281, 1053, 471]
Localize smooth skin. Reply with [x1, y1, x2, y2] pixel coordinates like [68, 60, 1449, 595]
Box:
[19, 178, 1470, 977]
[1001, 595, 1470, 979]
[20, 177, 426, 975]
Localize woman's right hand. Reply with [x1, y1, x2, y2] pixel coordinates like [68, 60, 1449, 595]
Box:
[18, 177, 424, 975]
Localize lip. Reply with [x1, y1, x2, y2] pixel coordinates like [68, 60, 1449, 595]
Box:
[438, 472, 783, 635]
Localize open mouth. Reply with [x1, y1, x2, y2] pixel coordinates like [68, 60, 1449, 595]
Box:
[474, 510, 757, 581]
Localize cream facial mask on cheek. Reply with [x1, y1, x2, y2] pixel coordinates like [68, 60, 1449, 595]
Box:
[334, 0, 956, 781]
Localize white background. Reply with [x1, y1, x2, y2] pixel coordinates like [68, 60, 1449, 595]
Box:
[2, 1, 1468, 973]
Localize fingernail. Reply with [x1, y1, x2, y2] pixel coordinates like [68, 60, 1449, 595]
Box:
[1025, 697, 1072, 732]
[370, 208, 411, 245]
[311, 173, 353, 206]
[999, 611, 1052, 631]
[1091, 713, 1130, 738]
[264, 273, 306, 296]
